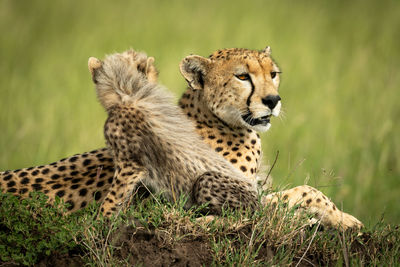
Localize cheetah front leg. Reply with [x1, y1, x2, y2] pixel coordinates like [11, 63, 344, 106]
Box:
[263, 185, 363, 230]
[100, 160, 147, 217]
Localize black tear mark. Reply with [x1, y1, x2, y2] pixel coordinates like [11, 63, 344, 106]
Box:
[246, 76, 255, 107]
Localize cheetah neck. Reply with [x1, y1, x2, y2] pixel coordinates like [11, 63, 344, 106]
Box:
[178, 88, 263, 180]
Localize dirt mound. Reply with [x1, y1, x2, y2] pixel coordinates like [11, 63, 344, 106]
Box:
[36, 253, 84, 267]
[1, 224, 213, 267]
[112, 225, 213, 266]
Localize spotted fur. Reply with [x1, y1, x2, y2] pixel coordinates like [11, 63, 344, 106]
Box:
[89, 50, 258, 216]
[0, 47, 362, 229]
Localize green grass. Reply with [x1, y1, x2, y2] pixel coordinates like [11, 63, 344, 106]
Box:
[0, 0, 399, 227]
[0, 192, 82, 265]
[1, 191, 399, 266]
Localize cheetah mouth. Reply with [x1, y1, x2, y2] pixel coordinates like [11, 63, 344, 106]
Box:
[241, 113, 271, 126]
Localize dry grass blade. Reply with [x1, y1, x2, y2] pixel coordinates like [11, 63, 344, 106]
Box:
[340, 202, 350, 267]
[283, 158, 306, 185]
[169, 175, 177, 204]
[295, 219, 322, 267]
[262, 150, 279, 187]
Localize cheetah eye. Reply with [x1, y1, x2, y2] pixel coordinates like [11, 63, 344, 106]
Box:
[235, 73, 250, 81]
[270, 71, 281, 79]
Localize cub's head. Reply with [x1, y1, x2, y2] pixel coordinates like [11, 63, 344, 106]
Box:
[180, 47, 281, 132]
[87, 49, 159, 110]
[88, 49, 158, 85]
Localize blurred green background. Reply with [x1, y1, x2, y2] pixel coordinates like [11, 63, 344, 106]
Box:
[0, 0, 399, 225]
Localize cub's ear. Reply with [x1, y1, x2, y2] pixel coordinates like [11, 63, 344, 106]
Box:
[179, 55, 211, 90]
[145, 56, 158, 83]
[262, 46, 271, 56]
[88, 57, 102, 77]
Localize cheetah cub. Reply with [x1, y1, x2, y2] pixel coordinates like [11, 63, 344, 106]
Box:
[89, 50, 259, 216]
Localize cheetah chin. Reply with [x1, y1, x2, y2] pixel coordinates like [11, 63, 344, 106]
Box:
[241, 113, 272, 132]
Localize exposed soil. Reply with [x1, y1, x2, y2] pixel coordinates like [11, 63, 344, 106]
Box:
[111, 225, 213, 266]
[0, 253, 85, 267]
[35, 253, 84, 267]
[30, 226, 212, 267]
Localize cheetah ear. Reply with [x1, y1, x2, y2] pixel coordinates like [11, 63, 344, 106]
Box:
[262, 46, 272, 56]
[145, 57, 158, 83]
[88, 57, 102, 76]
[179, 55, 211, 90]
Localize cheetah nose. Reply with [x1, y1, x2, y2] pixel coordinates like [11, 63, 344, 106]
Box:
[262, 95, 281, 110]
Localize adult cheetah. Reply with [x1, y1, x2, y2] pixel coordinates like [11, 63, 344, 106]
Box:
[0, 48, 362, 229]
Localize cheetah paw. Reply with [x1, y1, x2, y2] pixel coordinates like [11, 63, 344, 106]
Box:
[336, 212, 364, 231]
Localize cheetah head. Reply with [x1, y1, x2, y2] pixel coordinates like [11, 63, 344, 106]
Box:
[88, 49, 159, 84]
[87, 50, 159, 110]
[180, 47, 281, 132]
